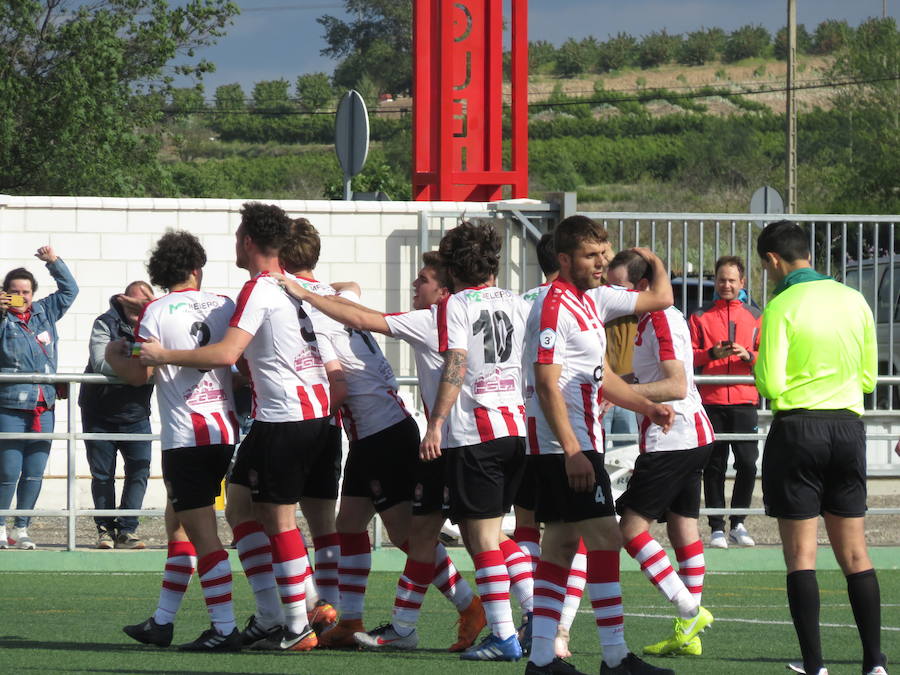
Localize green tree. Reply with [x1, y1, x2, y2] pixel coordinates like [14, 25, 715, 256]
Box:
[638, 30, 682, 69]
[812, 19, 853, 55]
[318, 0, 412, 94]
[774, 23, 812, 60]
[723, 24, 771, 63]
[597, 33, 637, 72]
[828, 17, 900, 211]
[678, 27, 725, 66]
[0, 0, 237, 195]
[296, 73, 333, 111]
[528, 40, 557, 70]
[252, 79, 293, 113]
[214, 83, 246, 111]
[554, 37, 594, 76]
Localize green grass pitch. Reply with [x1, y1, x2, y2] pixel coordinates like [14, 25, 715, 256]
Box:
[0, 569, 895, 674]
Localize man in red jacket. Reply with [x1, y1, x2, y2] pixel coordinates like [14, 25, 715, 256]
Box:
[689, 256, 762, 549]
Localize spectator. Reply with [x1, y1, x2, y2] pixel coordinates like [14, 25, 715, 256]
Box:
[689, 256, 762, 549]
[78, 281, 155, 550]
[0, 247, 79, 550]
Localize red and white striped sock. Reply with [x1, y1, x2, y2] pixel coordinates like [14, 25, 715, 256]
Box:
[153, 540, 196, 625]
[531, 559, 569, 667]
[270, 529, 311, 633]
[513, 526, 541, 573]
[432, 542, 474, 611]
[587, 549, 626, 667]
[500, 538, 534, 614]
[312, 533, 341, 607]
[338, 531, 371, 621]
[676, 540, 705, 606]
[233, 520, 283, 627]
[560, 539, 588, 631]
[391, 558, 434, 633]
[625, 531, 697, 618]
[473, 549, 516, 640]
[198, 549, 236, 635]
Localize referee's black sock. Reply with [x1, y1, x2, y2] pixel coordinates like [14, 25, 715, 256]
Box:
[786, 569, 823, 674]
[846, 568, 884, 673]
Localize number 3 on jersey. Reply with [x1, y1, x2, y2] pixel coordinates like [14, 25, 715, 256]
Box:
[472, 310, 513, 364]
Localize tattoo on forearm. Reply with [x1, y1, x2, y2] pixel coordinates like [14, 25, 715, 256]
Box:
[441, 351, 466, 388]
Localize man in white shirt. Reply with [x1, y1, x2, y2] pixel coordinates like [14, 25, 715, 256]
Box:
[139, 203, 334, 653]
[606, 250, 716, 659]
[523, 216, 676, 675]
[107, 231, 241, 651]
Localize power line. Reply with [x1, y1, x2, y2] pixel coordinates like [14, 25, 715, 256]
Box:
[159, 73, 900, 116]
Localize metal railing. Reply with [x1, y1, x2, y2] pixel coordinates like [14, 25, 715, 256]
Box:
[1, 371, 898, 551]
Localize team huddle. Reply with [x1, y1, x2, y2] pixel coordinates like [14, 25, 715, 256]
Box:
[101, 205, 883, 675]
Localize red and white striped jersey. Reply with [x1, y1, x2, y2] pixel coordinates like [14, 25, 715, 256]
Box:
[632, 306, 715, 453]
[137, 289, 239, 450]
[524, 280, 638, 455]
[384, 307, 446, 443]
[230, 273, 334, 423]
[288, 275, 409, 441]
[438, 286, 529, 447]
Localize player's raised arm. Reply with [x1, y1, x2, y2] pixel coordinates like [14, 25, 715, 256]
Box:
[273, 273, 391, 335]
[138, 326, 251, 369]
[631, 247, 674, 314]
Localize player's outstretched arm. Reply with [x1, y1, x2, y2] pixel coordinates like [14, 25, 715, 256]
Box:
[274, 273, 391, 335]
[629, 360, 687, 402]
[104, 338, 153, 386]
[603, 369, 675, 433]
[534, 362, 596, 493]
[420, 349, 466, 461]
[138, 327, 252, 369]
[631, 247, 674, 314]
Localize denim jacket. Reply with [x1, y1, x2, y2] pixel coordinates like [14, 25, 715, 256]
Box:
[0, 259, 79, 411]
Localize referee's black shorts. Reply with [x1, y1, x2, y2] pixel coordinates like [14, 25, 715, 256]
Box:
[762, 409, 867, 519]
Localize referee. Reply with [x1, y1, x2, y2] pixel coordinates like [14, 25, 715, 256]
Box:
[755, 220, 886, 675]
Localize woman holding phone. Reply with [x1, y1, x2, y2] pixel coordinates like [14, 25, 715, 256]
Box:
[0, 247, 79, 549]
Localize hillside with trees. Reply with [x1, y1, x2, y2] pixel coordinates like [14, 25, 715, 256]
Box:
[1, 2, 897, 215]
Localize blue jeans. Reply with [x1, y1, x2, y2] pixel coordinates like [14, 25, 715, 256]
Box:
[0, 407, 54, 529]
[82, 415, 152, 535]
[602, 405, 638, 448]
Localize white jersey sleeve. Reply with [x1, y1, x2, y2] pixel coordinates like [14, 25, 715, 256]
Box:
[586, 284, 639, 323]
[632, 307, 715, 453]
[137, 290, 239, 451]
[385, 308, 444, 429]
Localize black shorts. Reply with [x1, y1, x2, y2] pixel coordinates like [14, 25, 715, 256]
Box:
[445, 436, 526, 523]
[762, 410, 867, 519]
[533, 452, 616, 524]
[301, 424, 343, 500]
[230, 418, 331, 504]
[616, 444, 714, 522]
[341, 416, 419, 512]
[412, 454, 449, 517]
[513, 453, 539, 512]
[162, 444, 235, 512]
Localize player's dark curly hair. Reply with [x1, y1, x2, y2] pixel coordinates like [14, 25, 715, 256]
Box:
[536, 233, 559, 277]
[422, 251, 453, 292]
[281, 218, 321, 272]
[239, 202, 292, 254]
[438, 222, 501, 286]
[146, 230, 207, 291]
[553, 215, 608, 257]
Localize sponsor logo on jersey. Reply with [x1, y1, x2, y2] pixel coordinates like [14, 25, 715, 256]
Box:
[183, 379, 227, 405]
[294, 346, 324, 371]
[473, 367, 517, 395]
[167, 299, 221, 314]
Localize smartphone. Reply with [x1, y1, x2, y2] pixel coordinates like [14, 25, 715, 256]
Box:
[9, 294, 25, 308]
[728, 320, 736, 344]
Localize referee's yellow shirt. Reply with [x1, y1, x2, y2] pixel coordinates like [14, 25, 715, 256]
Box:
[755, 274, 878, 415]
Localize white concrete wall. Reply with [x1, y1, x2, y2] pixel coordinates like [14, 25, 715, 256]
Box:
[0, 195, 544, 512]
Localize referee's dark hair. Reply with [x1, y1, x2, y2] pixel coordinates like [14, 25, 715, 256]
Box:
[147, 230, 207, 291]
[757, 219, 810, 263]
[553, 215, 608, 257]
[536, 233, 559, 277]
[608, 249, 653, 287]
